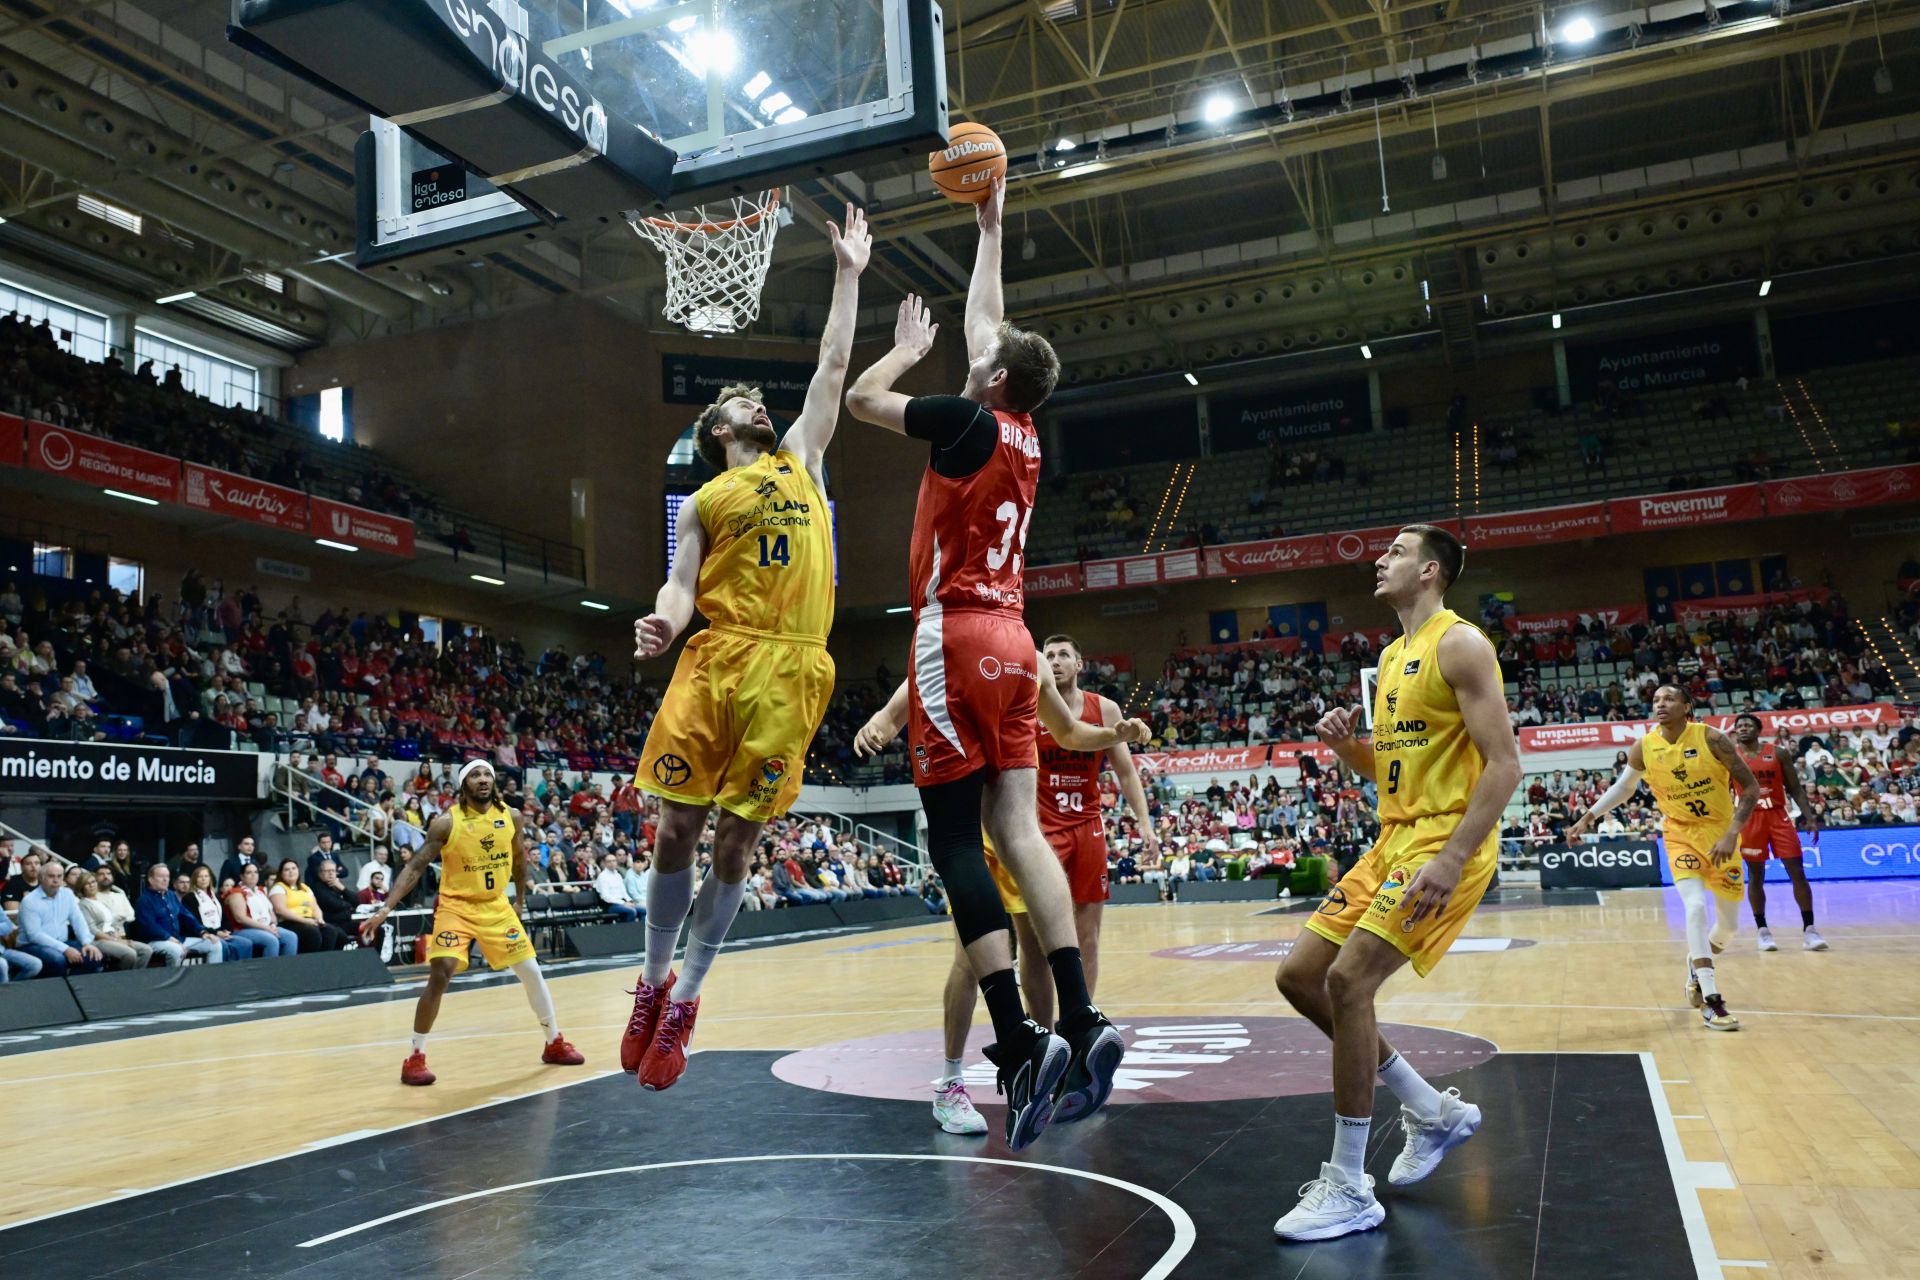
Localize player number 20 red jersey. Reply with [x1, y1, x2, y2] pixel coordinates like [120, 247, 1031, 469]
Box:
[1038, 688, 1105, 833]
[909, 409, 1040, 617]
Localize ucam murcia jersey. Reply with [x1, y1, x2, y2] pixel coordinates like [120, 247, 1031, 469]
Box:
[1038, 687, 1105, 833]
[1737, 742, 1791, 812]
[909, 408, 1040, 617]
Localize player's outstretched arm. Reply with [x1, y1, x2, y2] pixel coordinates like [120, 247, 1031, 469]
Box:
[784, 204, 871, 484]
[964, 175, 1006, 360]
[635, 499, 706, 660]
[1568, 740, 1646, 841]
[1707, 727, 1761, 861]
[1313, 705, 1376, 782]
[1041, 654, 1148, 751]
[854, 680, 911, 757]
[844, 294, 940, 434]
[1101, 694, 1160, 856]
[362, 814, 447, 940]
[1403, 626, 1525, 923]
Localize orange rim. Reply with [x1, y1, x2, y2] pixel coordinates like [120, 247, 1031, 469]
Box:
[641, 187, 781, 234]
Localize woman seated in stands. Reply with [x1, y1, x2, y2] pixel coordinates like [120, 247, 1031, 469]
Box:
[224, 862, 298, 957]
[182, 865, 256, 961]
[268, 859, 348, 952]
[74, 873, 153, 970]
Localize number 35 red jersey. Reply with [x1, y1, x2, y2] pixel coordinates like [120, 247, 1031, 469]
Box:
[1039, 688, 1106, 834]
[910, 408, 1039, 617]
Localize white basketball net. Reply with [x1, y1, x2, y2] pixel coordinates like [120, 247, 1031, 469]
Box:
[626, 189, 781, 335]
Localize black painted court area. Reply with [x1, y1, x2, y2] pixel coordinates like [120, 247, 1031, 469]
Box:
[8, 1051, 1690, 1279]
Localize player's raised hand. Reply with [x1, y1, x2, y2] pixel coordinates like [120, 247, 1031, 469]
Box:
[894, 294, 939, 359]
[976, 174, 1005, 234]
[829, 202, 871, 275]
[1315, 705, 1359, 745]
[633, 614, 675, 660]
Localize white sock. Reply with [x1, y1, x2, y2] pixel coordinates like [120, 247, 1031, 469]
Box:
[1378, 1051, 1443, 1121]
[512, 958, 559, 1039]
[1331, 1115, 1371, 1183]
[1695, 964, 1719, 998]
[410, 1032, 428, 1053]
[644, 866, 696, 987]
[941, 1056, 965, 1086]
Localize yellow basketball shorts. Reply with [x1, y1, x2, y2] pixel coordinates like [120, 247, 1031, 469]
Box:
[637, 624, 836, 823]
[427, 895, 535, 973]
[1304, 812, 1497, 978]
[982, 836, 1026, 915]
[1665, 825, 1744, 901]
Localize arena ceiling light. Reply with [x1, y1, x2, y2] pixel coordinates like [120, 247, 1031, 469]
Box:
[885, 605, 912, 614]
[580, 600, 612, 611]
[1202, 95, 1234, 123]
[104, 488, 158, 506]
[1360, 344, 1374, 359]
[1552, 313, 1563, 329]
[155, 290, 197, 305]
[1054, 137, 1077, 152]
[314, 538, 358, 552]
[1558, 14, 1598, 42]
[1183, 370, 1200, 386]
[469, 573, 506, 586]
[1758, 279, 1773, 296]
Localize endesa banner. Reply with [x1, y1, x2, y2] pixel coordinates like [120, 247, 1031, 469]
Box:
[1503, 604, 1648, 635]
[1538, 838, 1664, 889]
[1764, 464, 1920, 515]
[1466, 501, 1608, 550]
[0, 412, 22, 466]
[1660, 826, 1920, 883]
[1519, 702, 1902, 754]
[309, 496, 416, 557]
[26, 421, 179, 502]
[1608, 483, 1765, 534]
[183, 463, 309, 532]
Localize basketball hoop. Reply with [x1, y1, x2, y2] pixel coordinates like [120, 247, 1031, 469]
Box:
[626, 189, 782, 335]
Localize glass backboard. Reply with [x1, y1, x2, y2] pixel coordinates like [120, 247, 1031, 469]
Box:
[355, 0, 944, 264]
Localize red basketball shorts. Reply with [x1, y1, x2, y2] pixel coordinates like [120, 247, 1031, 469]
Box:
[1739, 809, 1803, 862]
[1044, 818, 1111, 904]
[908, 607, 1039, 787]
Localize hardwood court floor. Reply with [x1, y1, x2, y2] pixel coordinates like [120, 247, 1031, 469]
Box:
[6, 880, 1918, 1278]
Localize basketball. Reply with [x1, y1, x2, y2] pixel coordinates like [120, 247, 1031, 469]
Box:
[929, 122, 1007, 203]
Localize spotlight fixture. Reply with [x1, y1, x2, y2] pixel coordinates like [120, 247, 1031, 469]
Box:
[1558, 14, 1597, 42]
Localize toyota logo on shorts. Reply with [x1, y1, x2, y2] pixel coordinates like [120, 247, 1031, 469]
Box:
[978, 656, 1002, 680]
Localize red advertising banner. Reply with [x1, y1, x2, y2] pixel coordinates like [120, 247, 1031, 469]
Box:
[308, 495, 416, 557]
[1465, 501, 1608, 550]
[1518, 702, 1901, 754]
[1672, 586, 1828, 625]
[1134, 745, 1272, 775]
[0, 413, 23, 467]
[1763, 464, 1920, 515]
[1024, 563, 1083, 597]
[1268, 742, 1340, 771]
[1204, 534, 1334, 577]
[1328, 525, 1406, 563]
[1502, 604, 1649, 635]
[1607, 483, 1764, 534]
[182, 463, 309, 532]
[25, 421, 179, 502]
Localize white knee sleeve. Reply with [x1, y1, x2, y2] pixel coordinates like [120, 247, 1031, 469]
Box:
[1710, 892, 1740, 948]
[1675, 877, 1712, 961]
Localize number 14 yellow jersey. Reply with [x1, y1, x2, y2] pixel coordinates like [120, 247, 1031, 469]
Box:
[693, 448, 835, 643]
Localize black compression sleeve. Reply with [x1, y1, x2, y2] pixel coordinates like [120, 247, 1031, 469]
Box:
[904, 395, 997, 479]
[917, 769, 1010, 947]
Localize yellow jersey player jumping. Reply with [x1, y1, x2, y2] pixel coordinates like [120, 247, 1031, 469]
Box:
[622, 205, 872, 1092]
[1273, 524, 1522, 1243]
[1569, 684, 1759, 1030]
[362, 759, 583, 1085]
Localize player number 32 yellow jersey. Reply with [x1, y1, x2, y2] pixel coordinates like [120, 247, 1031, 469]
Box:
[1641, 721, 1734, 835]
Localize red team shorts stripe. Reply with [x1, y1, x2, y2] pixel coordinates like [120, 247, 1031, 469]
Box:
[908, 608, 1039, 787]
[1738, 809, 1804, 862]
[1046, 819, 1111, 904]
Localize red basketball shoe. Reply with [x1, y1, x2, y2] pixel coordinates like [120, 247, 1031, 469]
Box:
[542, 1034, 585, 1065]
[400, 1050, 436, 1086]
[620, 970, 676, 1074]
[638, 996, 700, 1092]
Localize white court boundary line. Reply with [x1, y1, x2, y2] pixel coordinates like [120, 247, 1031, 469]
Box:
[1639, 1050, 1736, 1280]
[297, 1153, 1197, 1279]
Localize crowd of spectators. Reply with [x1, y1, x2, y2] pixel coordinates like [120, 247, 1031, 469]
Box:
[0, 311, 442, 527]
[1062, 472, 1146, 562]
[1144, 646, 1358, 750]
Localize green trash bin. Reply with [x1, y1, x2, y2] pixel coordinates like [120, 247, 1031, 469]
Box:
[1225, 857, 1247, 881]
[1290, 855, 1330, 898]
